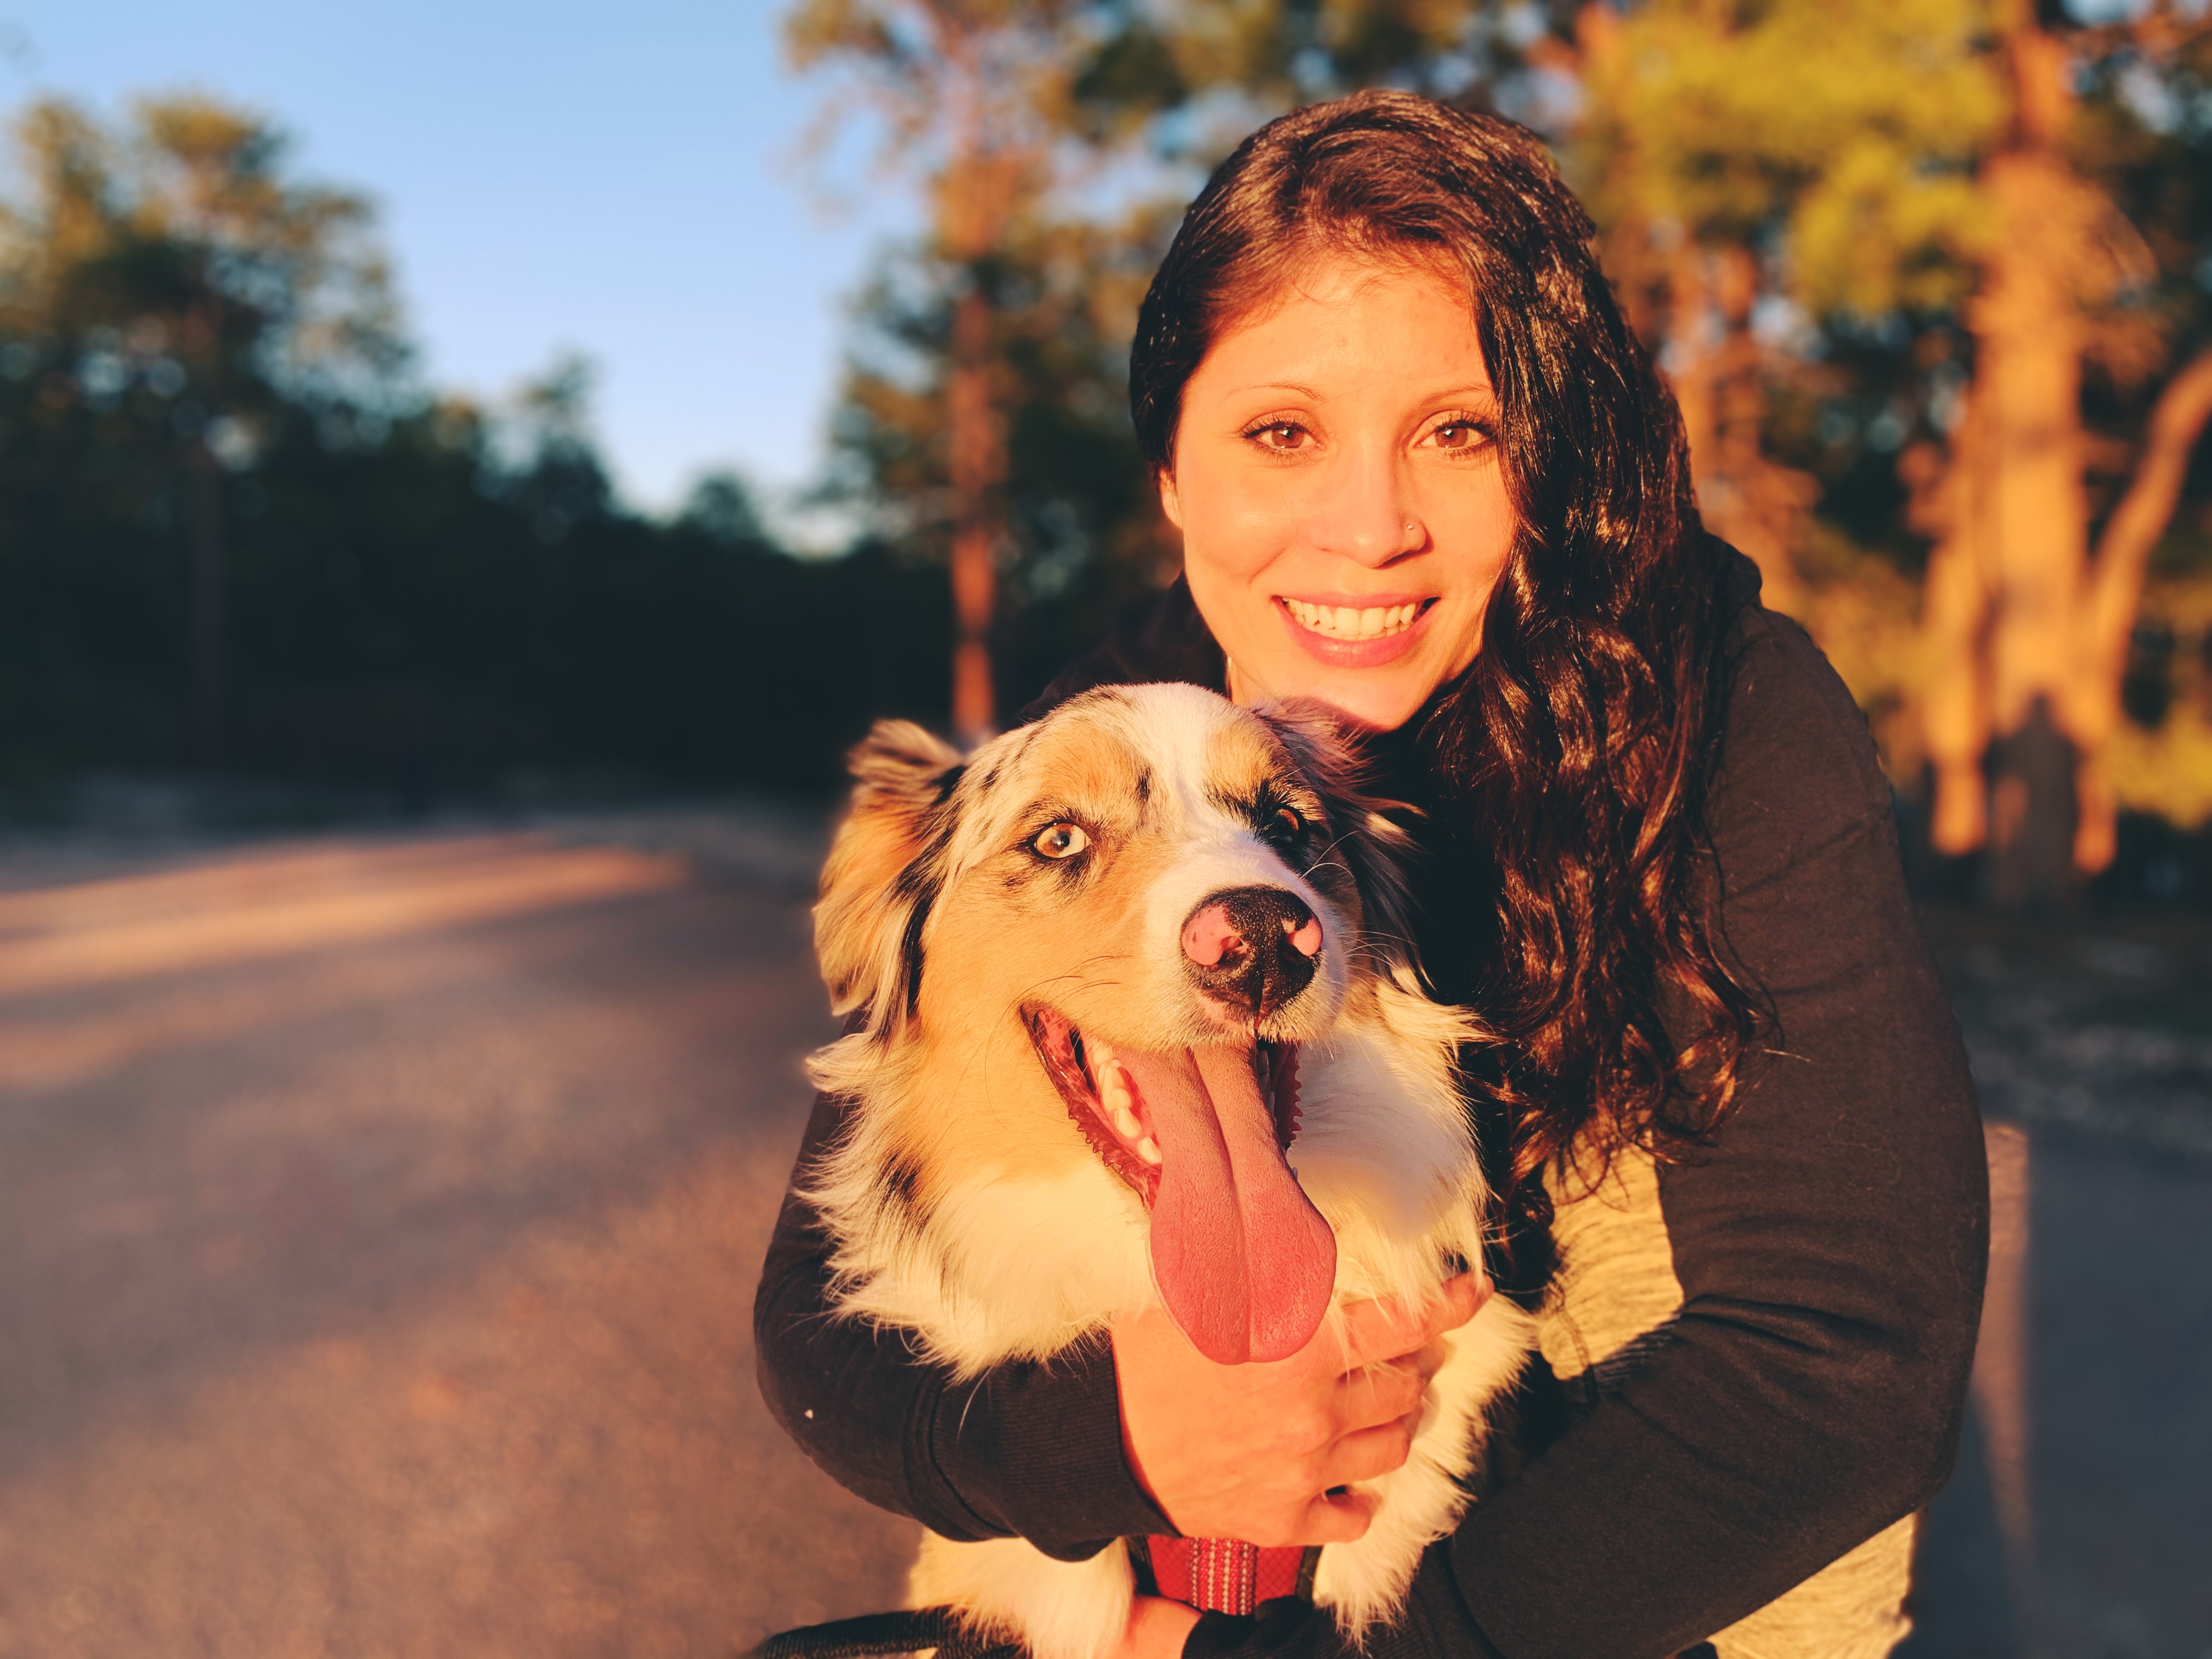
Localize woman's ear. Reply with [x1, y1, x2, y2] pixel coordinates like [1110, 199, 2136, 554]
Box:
[1156, 465, 1184, 531]
[815, 720, 964, 1022]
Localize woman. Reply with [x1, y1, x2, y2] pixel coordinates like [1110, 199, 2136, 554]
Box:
[756, 91, 1986, 1659]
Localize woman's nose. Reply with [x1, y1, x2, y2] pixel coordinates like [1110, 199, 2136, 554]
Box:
[1303, 450, 1421, 566]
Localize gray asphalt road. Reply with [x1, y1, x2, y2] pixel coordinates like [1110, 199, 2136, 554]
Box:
[1901, 1125, 2212, 1659]
[0, 825, 917, 1658]
[1900, 908, 2212, 1659]
[0, 827, 2201, 1657]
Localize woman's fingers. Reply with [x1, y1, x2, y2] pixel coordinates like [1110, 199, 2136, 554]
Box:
[1337, 1271, 1489, 1371]
[1295, 1484, 1384, 1544]
[1110, 1276, 1488, 1545]
[1321, 1414, 1421, 1491]
[1410, 1333, 1453, 1391]
[1331, 1354, 1425, 1432]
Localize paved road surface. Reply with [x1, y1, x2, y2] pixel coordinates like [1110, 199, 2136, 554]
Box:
[0, 824, 2202, 1657]
[0, 823, 916, 1658]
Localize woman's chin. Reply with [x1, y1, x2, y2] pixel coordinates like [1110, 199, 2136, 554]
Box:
[1247, 659, 1432, 732]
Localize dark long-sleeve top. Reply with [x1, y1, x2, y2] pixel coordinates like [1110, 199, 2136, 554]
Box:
[754, 557, 1989, 1659]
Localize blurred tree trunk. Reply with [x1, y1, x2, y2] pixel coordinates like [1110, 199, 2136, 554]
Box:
[2070, 347, 2212, 865]
[947, 282, 1001, 743]
[184, 294, 228, 768]
[188, 442, 227, 766]
[937, 39, 1018, 747]
[1922, 10, 2175, 901]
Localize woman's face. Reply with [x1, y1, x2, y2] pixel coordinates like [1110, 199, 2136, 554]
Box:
[1161, 253, 1517, 732]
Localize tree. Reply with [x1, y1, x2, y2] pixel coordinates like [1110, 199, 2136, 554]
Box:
[1459, 1, 2212, 901]
[791, 0, 2212, 902]
[0, 94, 403, 765]
[1913, 1, 2212, 900]
[0, 93, 962, 799]
[788, 0, 1104, 742]
[1566, 0, 2000, 614]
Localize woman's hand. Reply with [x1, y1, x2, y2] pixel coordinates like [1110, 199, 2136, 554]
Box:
[1111, 1596, 1204, 1659]
[1110, 1272, 1489, 1546]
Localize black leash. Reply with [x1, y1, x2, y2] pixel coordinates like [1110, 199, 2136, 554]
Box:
[742, 1606, 1024, 1659]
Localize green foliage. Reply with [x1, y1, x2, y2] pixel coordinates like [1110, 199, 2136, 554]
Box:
[1573, 0, 2005, 318]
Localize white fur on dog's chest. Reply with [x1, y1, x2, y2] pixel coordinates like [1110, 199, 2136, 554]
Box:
[817, 1026, 1530, 1659]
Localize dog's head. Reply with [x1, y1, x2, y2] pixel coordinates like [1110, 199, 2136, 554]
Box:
[814, 682, 1421, 1364]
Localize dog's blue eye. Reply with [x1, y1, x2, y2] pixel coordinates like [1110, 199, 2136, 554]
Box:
[1033, 822, 1089, 860]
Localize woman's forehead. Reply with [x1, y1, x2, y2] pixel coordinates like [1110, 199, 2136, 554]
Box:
[1197, 251, 1491, 394]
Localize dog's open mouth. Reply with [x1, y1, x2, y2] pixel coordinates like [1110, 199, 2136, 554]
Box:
[1025, 1006, 1337, 1364]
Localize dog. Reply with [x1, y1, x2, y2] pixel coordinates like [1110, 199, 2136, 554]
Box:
[805, 682, 1529, 1659]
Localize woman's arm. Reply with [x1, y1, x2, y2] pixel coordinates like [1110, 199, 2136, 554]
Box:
[1120, 614, 1988, 1658]
[1418, 614, 1988, 1655]
[753, 1084, 1164, 1560]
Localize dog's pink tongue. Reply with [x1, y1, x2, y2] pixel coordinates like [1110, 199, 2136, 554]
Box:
[1118, 1045, 1336, 1365]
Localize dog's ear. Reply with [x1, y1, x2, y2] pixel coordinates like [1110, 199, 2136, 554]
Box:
[816, 720, 965, 1023]
[1255, 699, 1424, 977]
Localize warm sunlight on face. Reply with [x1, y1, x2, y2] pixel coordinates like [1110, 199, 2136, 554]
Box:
[1160, 255, 1517, 732]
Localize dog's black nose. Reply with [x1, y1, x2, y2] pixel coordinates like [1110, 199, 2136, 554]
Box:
[1181, 887, 1321, 1019]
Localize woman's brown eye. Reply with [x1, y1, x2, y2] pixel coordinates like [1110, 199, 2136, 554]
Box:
[1435, 422, 1478, 450]
[1033, 822, 1090, 860]
[1252, 422, 1307, 450]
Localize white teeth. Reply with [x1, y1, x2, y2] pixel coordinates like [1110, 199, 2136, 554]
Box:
[1093, 1051, 1144, 1143]
[1284, 598, 1423, 641]
[1136, 1136, 1163, 1165]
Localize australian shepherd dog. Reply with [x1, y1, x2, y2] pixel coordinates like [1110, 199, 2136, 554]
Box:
[805, 682, 1529, 1659]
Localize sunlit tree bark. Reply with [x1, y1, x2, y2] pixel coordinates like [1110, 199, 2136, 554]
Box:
[2070, 348, 2212, 868]
[1920, 9, 2179, 899]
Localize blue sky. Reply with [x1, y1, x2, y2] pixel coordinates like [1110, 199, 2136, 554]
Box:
[1, 0, 907, 516]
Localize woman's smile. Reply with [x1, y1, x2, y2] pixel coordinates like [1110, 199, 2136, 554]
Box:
[1159, 253, 1517, 731]
[1274, 592, 1437, 665]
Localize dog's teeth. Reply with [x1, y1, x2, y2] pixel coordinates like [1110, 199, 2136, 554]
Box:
[1100, 1060, 1132, 1108]
[1113, 1106, 1142, 1138]
[1135, 1136, 1163, 1165]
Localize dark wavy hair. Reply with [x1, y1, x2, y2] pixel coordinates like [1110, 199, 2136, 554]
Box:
[1129, 91, 1761, 1230]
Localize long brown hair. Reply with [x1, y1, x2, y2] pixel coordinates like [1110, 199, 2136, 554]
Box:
[1129, 91, 1761, 1233]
